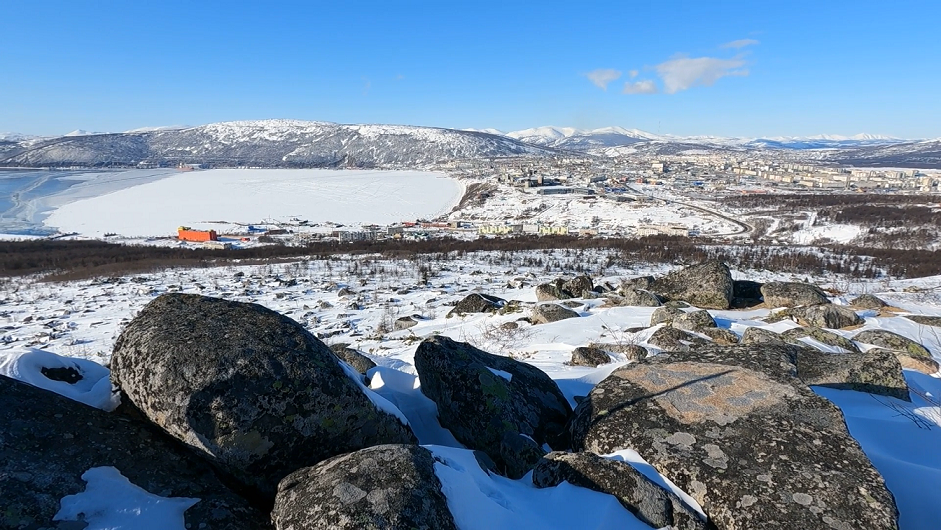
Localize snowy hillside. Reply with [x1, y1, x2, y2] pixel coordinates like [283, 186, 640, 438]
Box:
[506, 126, 662, 150]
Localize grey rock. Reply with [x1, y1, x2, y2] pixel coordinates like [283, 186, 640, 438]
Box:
[536, 276, 594, 301]
[570, 346, 612, 367]
[619, 275, 655, 294]
[535, 280, 569, 302]
[563, 275, 594, 298]
[648, 326, 709, 352]
[784, 304, 864, 329]
[394, 315, 420, 330]
[570, 344, 899, 530]
[904, 315, 941, 328]
[532, 303, 580, 324]
[781, 327, 861, 353]
[532, 452, 711, 530]
[854, 329, 932, 358]
[272, 445, 456, 530]
[673, 310, 717, 333]
[761, 282, 829, 308]
[589, 342, 649, 361]
[650, 305, 686, 326]
[618, 289, 663, 307]
[447, 293, 505, 317]
[111, 294, 416, 500]
[414, 336, 572, 478]
[649, 261, 734, 309]
[330, 345, 378, 375]
[869, 348, 941, 375]
[796, 348, 910, 401]
[740, 327, 787, 346]
[700, 327, 740, 345]
[850, 294, 889, 309]
[0, 375, 268, 530]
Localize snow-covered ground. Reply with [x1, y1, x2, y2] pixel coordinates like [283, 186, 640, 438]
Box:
[3, 250, 941, 528]
[42, 169, 463, 237]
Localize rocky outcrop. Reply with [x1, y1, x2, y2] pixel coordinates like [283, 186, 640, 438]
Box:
[110, 294, 416, 500]
[700, 328, 739, 345]
[760, 282, 829, 308]
[619, 275, 655, 293]
[780, 327, 861, 353]
[272, 445, 456, 530]
[0, 375, 268, 530]
[414, 336, 572, 478]
[870, 348, 940, 375]
[673, 310, 717, 333]
[650, 305, 686, 326]
[447, 293, 506, 317]
[616, 289, 663, 307]
[535, 276, 594, 301]
[647, 326, 709, 352]
[330, 344, 378, 375]
[590, 342, 649, 361]
[531, 303, 580, 324]
[850, 294, 889, 309]
[740, 327, 788, 346]
[780, 304, 864, 329]
[649, 261, 734, 310]
[795, 348, 910, 400]
[570, 346, 612, 367]
[570, 344, 899, 530]
[854, 329, 931, 358]
[904, 315, 941, 328]
[532, 452, 711, 530]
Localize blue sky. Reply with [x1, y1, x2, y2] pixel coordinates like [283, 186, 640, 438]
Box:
[2, 0, 939, 138]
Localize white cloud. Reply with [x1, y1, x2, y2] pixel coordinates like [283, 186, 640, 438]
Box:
[585, 69, 622, 90]
[628, 70, 639, 79]
[622, 80, 658, 94]
[655, 56, 748, 94]
[721, 39, 759, 49]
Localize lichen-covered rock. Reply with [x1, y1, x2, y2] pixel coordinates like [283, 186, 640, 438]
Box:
[649, 261, 734, 309]
[673, 310, 717, 333]
[414, 336, 572, 478]
[854, 329, 932, 358]
[570, 346, 612, 367]
[619, 275, 655, 294]
[447, 293, 506, 317]
[111, 294, 416, 500]
[531, 303, 580, 324]
[563, 275, 594, 298]
[590, 342, 649, 361]
[532, 452, 711, 530]
[850, 294, 889, 309]
[0, 375, 268, 530]
[648, 326, 710, 352]
[272, 445, 456, 530]
[700, 327, 740, 345]
[796, 348, 910, 401]
[617, 289, 663, 307]
[330, 344, 378, 375]
[870, 348, 940, 375]
[394, 315, 420, 330]
[570, 345, 899, 530]
[740, 327, 787, 346]
[780, 327, 861, 353]
[785, 304, 864, 329]
[650, 305, 686, 326]
[536, 276, 594, 301]
[904, 315, 941, 328]
[760, 282, 829, 308]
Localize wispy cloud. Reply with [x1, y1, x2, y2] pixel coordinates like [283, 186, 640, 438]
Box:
[622, 80, 658, 94]
[628, 70, 639, 79]
[585, 68, 622, 90]
[720, 38, 759, 49]
[654, 55, 748, 94]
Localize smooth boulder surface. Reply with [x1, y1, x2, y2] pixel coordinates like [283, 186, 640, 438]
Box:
[447, 293, 505, 317]
[795, 348, 910, 401]
[850, 294, 889, 309]
[570, 344, 898, 530]
[531, 303, 580, 324]
[533, 452, 711, 530]
[414, 336, 572, 478]
[649, 261, 734, 310]
[760, 282, 829, 308]
[272, 445, 456, 530]
[0, 375, 268, 530]
[673, 310, 717, 333]
[111, 294, 416, 500]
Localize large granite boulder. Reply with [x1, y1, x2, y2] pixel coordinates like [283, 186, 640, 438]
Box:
[531, 303, 580, 324]
[330, 344, 378, 375]
[414, 336, 572, 478]
[853, 329, 931, 358]
[740, 327, 788, 347]
[615, 289, 663, 307]
[673, 310, 718, 333]
[780, 327, 861, 353]
[536, 276, 594, 301]
[0, 375, 268, 530]
[570, 344, 898, 530]
[795, 348, 910, 401]
[904, 315, 941, 328]
[272, 445, 456, 530]
[850, 294, 889, 310]
[649, 261, 734, 309]
[650, 305, 686, 326]
[447, 293, 506, 317]
[570, 346, 612, 367]
[111, 294, 416, 500]
[760, 282, 829, 308]
[590, 342, 649, 361]
[784, 304, 864, 329]
[648, 326, 709, 352]
[619, 275, 655, 293]
[700, 328, 740, 345]
[532, 452, 711, 530]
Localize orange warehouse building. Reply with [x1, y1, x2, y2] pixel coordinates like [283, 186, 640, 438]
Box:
[177, 227, 218, 242]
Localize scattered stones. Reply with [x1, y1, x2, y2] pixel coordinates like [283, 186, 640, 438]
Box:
[649, 261, 734, 310]
[532, 452, 710, 530]
[414, 336, 572, 478]
[570, 345, 899, 530]
[531, 303, 580, 324]
[272, 444, 456, 530]
[673, 310, 717, 333]
[760, 282, 829, 308]
[850, 294, 889, 309]
[570, 346, 612, 367]
[0, 375, 267, 530]
[111, 294, 416, 500]
[447, 293, 506, 317]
